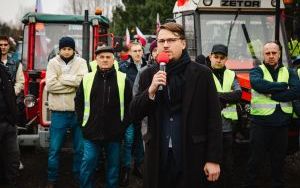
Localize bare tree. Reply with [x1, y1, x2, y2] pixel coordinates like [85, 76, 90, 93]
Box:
[64, 0, 125, 19]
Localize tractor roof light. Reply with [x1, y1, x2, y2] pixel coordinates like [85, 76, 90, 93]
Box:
[24, 94, 37, 108]
[95, 8, 103, 15]
[203, 0, 213, 6]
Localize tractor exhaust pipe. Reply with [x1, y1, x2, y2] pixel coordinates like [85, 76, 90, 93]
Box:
[82, 10, 91, 72]
[275, 0, 280, 42]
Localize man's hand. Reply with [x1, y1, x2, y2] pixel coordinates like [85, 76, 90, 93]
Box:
[148, 71, 167, 98]
[203, 162, 220, 182]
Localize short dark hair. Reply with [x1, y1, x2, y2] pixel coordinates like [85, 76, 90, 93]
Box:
[158, 22, 185, 40]
[121, 46, 129, 52]
[0, 35, 9, 42]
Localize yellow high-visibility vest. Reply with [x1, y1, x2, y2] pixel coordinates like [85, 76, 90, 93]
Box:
[81, 70, 126, 126]
[288, 39, 300, 57]
[250, 64, 292, 116]
[213, 69, 238, 120]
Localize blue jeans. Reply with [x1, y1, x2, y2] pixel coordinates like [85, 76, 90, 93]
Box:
[80, 140, 120, 188]
[121, 124, 134, 168]
[47, 111, 83, 182]
[133, 125, 144, 167]
[121, 124, 144, 168]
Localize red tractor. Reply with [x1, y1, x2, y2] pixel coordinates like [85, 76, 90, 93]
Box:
[173, 0, 296, 143]
[18, 11, 113, 147]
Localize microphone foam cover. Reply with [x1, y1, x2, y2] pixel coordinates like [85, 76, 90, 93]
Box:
[156, 52, 170, 64]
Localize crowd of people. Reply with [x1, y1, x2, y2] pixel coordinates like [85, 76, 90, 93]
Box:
[0, 21, 300, 188]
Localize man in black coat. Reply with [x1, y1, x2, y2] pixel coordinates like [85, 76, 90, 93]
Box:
[75, 46, 132, 188]
[130, 22, 222, 188]
[0, 52, 20, 188]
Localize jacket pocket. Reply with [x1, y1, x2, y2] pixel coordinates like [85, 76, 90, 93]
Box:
[192, 135, 207, 143]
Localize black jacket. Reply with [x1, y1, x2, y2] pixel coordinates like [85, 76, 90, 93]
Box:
[250, 62, 300, 126]
[130, 57, 222, 188]
[119, 57, 147, 85]
[75, 67, 132, 141]
[0, 63, 17, 125]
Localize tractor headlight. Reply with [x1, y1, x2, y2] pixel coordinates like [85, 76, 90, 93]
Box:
[203, 0, 213, 6]
[24, 95, 37, 108]
[271, 0, 276, 7]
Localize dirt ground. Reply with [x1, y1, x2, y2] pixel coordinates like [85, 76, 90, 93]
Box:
[10, 143, 300, 188]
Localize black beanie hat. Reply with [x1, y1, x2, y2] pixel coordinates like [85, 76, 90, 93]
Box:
[59, 36, 75, 50]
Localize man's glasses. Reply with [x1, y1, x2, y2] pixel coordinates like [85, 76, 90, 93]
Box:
[157, 38, 181, 45]
[0, 44, 8, 47]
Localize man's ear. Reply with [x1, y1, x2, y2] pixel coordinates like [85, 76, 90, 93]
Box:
[182, 40, 186, 50]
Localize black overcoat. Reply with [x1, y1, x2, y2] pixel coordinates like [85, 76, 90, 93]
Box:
[130, 61, 223, 188]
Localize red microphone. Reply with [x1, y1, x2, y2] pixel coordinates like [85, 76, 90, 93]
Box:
[156, 52, 170, 90]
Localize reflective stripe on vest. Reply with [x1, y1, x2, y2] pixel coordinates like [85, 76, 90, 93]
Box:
[89, 60, 119, 72]
[250, 64, 292, 116]
[213, 69, 238, 120]
[81, 70, 126, 127]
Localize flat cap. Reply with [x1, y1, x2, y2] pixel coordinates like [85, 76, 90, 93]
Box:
[95, 46, 114, 55]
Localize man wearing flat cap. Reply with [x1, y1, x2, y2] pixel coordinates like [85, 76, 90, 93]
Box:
[75, 46, 132, 188]
[89, 45, 120, 72]
[207, 44, 242, 187]
[45, 36, 88, 187]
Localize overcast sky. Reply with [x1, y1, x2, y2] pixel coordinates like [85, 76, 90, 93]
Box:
[0, 0, 65, 25]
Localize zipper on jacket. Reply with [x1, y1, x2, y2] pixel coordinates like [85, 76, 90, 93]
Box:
[107, 86, 111, 104]
[103, 77, 107, 108]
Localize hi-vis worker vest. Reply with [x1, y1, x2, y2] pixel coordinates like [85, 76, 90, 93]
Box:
[90, 60, 119, 72]
[288, 39, 300, 58]
[81, 70, 126, 127]
[213, 69, 238, 120]
[250, 64, 292, 116]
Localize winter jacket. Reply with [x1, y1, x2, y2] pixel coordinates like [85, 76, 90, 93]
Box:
[130, 51, 222, 188]
[75, 66, 132, 141]
[2, 54, 24, 95]
[0, 62, 16, 124]
[119, 57, 147, 85]
[250, 62, 300, 126]
[46, 55, 88, 111]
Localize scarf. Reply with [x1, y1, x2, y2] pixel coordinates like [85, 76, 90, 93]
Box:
[60, 53, 75, 64]
[163, 49, 191, 113]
